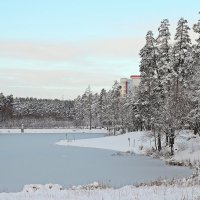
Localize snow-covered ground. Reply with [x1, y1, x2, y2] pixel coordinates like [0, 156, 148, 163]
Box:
[173, 130, 200, 166]
[0, 182, 199, 200]
[57, 131, 146, 153]
[0, 128, 108, 134]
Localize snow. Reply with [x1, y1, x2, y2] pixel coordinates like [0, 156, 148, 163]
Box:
[57, 130, 200, 166]
[0, 183, 199, 200]
[23, 184, 63, 193]
[57, 131, 154, 154]
[0, 128, 108, 134]
[173, 131, 200, 165]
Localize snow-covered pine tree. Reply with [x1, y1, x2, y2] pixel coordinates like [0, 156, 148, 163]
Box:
[123, 92, 139, 132]
[186, 12, 200, 135]
[0, 94, 14, 121]
[73, 95, 84, 127]
[97, 88, 107, 128]
[172, 18, 192, 84]
[193, 12, 200, 53]
[0, 93, 6, 121]
[138, 30, 158, 131]
[103, 89, 113, 131]
[186, 62, 200, 135]
[108, 81, 121, 135]
[118, 96, 128, 133]
[156, 19, 171, 87]
[166, 18, 192, 154]
[81, 87, 93, 129]
[153, 19, 171, 150]
[91, 92, 99, 128]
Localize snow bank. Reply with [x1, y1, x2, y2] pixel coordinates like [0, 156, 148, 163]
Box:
[23, 184, 63, 193]
[172, 131, 200, 166]
[0, 183, 199, 200]
[0, 128, 108, 134]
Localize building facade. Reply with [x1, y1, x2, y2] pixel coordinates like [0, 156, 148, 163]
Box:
[120, 75, 140, 97]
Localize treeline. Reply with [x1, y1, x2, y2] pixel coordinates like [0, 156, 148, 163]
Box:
[74, 15, 200, 155]
[74, 83, 139, 134]
[0, 94, 74, 128]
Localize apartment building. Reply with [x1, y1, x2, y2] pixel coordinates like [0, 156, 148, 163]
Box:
[120, 75, 140, 97]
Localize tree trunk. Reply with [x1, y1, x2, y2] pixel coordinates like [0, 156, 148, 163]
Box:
[153, 126, 157, 150]
[194, 126, 198, 135]
[165, 132, 169, 146]
[169, 128, 175, 155]
[140, 121, 143, 131]
[157, 130, 162, 151]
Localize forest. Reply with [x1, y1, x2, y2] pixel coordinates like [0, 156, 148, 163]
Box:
[0, 94, 74, 128]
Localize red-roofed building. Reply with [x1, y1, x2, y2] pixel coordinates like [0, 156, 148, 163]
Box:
[130, 75, 140, 79]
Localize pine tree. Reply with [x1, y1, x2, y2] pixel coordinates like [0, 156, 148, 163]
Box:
[81, 87, 92, 129]
[193, 12, 200, 51]
[91, 93, 99, 128]
[123, 92, 139, 132]
[156, 19, 171, 88]
[153, 19, 171, 149]
[138, 31, 158, 130]
[186, 63, 200, 135]
[109, 81, 121, 135]
[74, 95, 84, 127]
[97, 88, 107, 127]
[186, 12, 200, 135]
[166, 18, 192, 154]
[0, 94, 14, 121]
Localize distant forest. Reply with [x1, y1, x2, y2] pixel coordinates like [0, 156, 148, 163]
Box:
[0, 93, 74, 128]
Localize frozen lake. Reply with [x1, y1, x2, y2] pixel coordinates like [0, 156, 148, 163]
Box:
[0, 132, 192, 192]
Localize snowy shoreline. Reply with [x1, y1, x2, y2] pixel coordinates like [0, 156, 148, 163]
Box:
[57, 131, 142, 153]
[0, 178, 199, 200]
[56, 130, 200, 168]
[0, 128, 108, 134]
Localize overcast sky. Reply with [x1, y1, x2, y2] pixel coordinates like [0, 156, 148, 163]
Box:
[0, 0, 200, 99]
